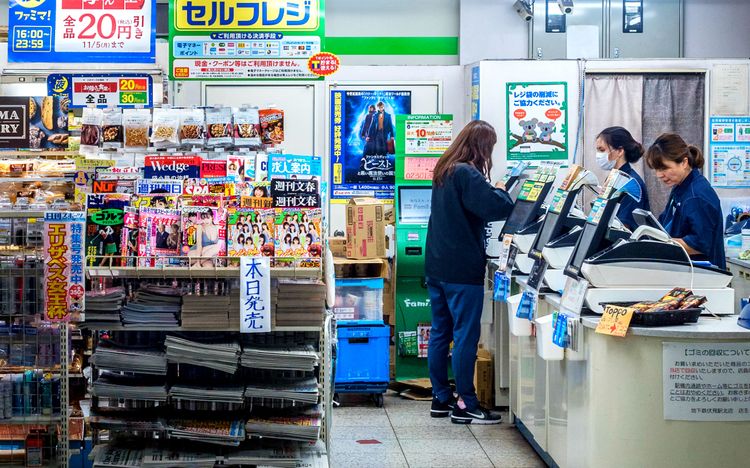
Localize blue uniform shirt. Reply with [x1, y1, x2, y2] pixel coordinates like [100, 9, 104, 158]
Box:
[659, 169, 726, 270]
[617, 162, 650, 230]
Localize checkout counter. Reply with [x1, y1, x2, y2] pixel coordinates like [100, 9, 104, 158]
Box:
[495, 168, 750, 467]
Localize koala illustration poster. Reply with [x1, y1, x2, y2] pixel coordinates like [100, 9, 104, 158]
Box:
[506, 82, 568, 161]
[330, 90, 412, 200]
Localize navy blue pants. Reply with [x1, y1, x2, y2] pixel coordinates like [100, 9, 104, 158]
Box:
[426, 278, 484, 411]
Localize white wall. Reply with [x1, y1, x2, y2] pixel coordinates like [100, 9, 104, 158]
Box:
[684, 0, 750, 58]
[459, 0, 530, 64]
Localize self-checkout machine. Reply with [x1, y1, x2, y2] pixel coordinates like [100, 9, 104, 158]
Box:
[393, 114, 454, 382]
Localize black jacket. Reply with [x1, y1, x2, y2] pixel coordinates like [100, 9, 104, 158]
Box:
[425, 163, 514, 285]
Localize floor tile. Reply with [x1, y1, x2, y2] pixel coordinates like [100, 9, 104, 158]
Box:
[469, 422, 523, 440]
[480, 438, 546, 467]
[392, 424, 472, 440]
[330, 438, 403, 454]
[398, 437, 485, 455]
[329, 449, 409, 468]
[387, 411, 456, 428]
[331, 425, 397, 441]
[402, 450, 494, 468]
[332, 410, 391, 428]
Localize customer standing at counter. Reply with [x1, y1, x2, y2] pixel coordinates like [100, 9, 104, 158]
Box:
[645, 133, 726, 270]
[595, 126, 650, 229]
[425, 120, 513, 425]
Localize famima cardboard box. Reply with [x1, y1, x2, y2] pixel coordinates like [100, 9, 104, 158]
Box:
[346, 197, 386, 259]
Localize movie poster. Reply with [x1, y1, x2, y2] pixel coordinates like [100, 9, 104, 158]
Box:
[330, 90, 412, 200]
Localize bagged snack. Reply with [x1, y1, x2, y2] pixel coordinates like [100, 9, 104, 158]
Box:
[233, 107, 261, 147]
[80, 107, 103, 154]
[206, 106, 233, 147]
[101, 108, 123, 150]
[123, 109, 151, 150]
[180, 107, 206, 148]
[678, 295, 707, 310]
[259, 108, 284, 146]
[660, 287, 692, 302]
[151, 107, 181, 149]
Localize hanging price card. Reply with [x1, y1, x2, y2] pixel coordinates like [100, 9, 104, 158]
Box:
[560, 276, 589, 315]
[595, 305, 635, 337]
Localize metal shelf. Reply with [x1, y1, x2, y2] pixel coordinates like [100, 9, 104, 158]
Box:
[86, 263, 322, 279]
[0, 415, 63, 424]
[79, 323, 322, 333]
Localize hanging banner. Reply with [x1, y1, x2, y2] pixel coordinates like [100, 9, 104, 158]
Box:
[240, 256, 272, 333]
[0, 96, 68, 150]
[48, 74, 154, 109]
[506, 82, 568, 161]
[330, 90, 412, 201]
[169, 0, 325, 80]
[44, 211, 86, 323]
[471, 66, 480, 121]
[8, 0, 156, 64]
[708, 116, 750, 188]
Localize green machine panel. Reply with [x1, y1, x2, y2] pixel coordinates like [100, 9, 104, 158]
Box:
[393, 114, 453, 382]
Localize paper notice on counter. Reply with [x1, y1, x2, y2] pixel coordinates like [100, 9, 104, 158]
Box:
[595, 305, 634, 337]
[710, 64, 749, 116]
[663, 342, 750, 421]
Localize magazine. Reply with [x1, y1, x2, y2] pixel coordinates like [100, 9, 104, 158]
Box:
[274, 208, 323, 267]
[138, 208, 181, 267]
[85, 193, 131, 267]
[239, 181, 273, 209]
[181, 206, 227, 267]
[227, 208, 275, 259]
[120, 206, 139, 266]
[417, 324, 431, 358]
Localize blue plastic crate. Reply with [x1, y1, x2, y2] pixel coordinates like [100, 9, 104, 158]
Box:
[335, 322, 390, 392]
[334, 278, 384, 322]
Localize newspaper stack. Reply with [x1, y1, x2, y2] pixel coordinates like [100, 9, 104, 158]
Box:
[169, 384, 246, 411]
[181, 294, 232, 330]
[92, 445, 144, 468]
[89, 411, 165, 433]
[165, 335, 240, 374]
[84, 287, 126, 327]
[223, 444, 302, 468]
[90, 342, 167, 375]
[166, 419, 246, 446]
[141, 447, 217, 468]
[245, 412, 322, 442]
[120, 285, 182, 329]
[244, 377, 319, 406]
[92, 372, 168, 402]
[274, 279, 326, 327]
[240, 344, 319, 372]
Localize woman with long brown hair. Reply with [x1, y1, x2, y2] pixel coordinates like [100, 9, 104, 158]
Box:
[646, 133, 725, 269]
[425, 120, 513, 425]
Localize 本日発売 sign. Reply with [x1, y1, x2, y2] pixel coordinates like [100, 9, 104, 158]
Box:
[44, 211, 86, 322]
[48, 73, 153, 108]
[169, 0, 325, 80]
[240, 256, 271, 333]
[8, 0, 156, 64]
[506, 82, 568, 161]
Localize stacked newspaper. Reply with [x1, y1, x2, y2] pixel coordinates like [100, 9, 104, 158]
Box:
[141, 447, 217, 468]
[240, 344, 319, 372]
[92, 445, 144, 468]
[92, 372, 168, 402]
[165, 335, 241, 374]
[245, 377, 319, 406]
[223, 444, 302, 468]
[245, 412, 322, 442]
[274, 279, 326, 327]
[166, 419, 246, 446]
[181, 294, 232, 330]
[90, 342, 167, 375]
[84, 287, 126, 326]
[121, 285, 182, 329]
[169, 384, 245, 404]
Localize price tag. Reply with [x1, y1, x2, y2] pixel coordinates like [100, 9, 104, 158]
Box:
[516, 289, 536, 320]
[493, 270, 511, 302]
[595, 305, 635, 337]
[560, 276, 589, 314]
[552, 312, 569, 348]
[499, 234, 514, 271]
[526, 257, 548, 292]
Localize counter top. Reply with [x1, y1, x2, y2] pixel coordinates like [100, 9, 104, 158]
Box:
[579, 315, 750, 339]
[727, 257, 750, 270]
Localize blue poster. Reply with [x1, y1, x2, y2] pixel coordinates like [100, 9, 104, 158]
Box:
[330, 90, 412, 200]
[8, 0, 156, 64]
[471, 66, 480, 121]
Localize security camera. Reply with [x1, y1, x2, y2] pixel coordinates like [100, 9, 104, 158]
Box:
[557, 0, 574, 14]
[514, 0, 533, 22]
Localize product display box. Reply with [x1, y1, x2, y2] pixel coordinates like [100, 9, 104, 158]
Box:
[474, 349, 494, 408]
[346, 197, 387, 259]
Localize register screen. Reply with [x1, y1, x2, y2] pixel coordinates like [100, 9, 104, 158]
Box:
[399, 187, 432, 224]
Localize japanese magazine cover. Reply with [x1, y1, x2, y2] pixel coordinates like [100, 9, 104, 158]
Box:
[227, 208, 275, 260]
[274, 208, 322, 267]
[120, 206, 139, 267]
[134, 178, 182, 210]
[417, 324, 431, 358]
[239, 181, 272, 209]
[181, 206, 227, 267]
[85, 193, 131, 267]
[138, 208, 181, 267]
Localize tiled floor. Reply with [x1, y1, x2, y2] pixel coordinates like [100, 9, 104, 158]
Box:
[329, 392, 546, 468]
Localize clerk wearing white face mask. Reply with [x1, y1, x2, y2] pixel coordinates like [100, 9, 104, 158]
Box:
[595, 126, 650, 230]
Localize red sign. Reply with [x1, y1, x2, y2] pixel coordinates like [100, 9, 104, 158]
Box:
[308, 52, 340, 77]
[74, 82, 119, 93]
[513, 109, 527, 119]
[545, 108, 562, 120]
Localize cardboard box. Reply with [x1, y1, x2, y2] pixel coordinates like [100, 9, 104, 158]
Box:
[328, 236, 346, 257]
[474, 352, 494, 408]
[346, 197, 387, 259]
[333, 257, 388, 279]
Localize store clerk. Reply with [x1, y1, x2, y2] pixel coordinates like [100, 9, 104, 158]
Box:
[645, 133, 726, 270]
[595, 126, 650, 229]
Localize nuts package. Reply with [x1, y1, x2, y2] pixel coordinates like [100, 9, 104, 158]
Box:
[80, 107, 104, 154]
[180, 108, 206, 147]
[122, 108, 151, 150]
[151, 107, 181, 149]
[206, 106, 233, 147]
[233, 107, 261, 147]
[259, 108, 284, 146]
[101, 108, 123, 150]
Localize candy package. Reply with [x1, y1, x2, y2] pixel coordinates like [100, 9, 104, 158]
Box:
[101, 108, 123, 150]
[80, 107, 103, 155]
[123, 109, 151, 150]
[206, 107, 233, 147]
[233, 107, 261, 147]
[180, 108, 206, 148]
